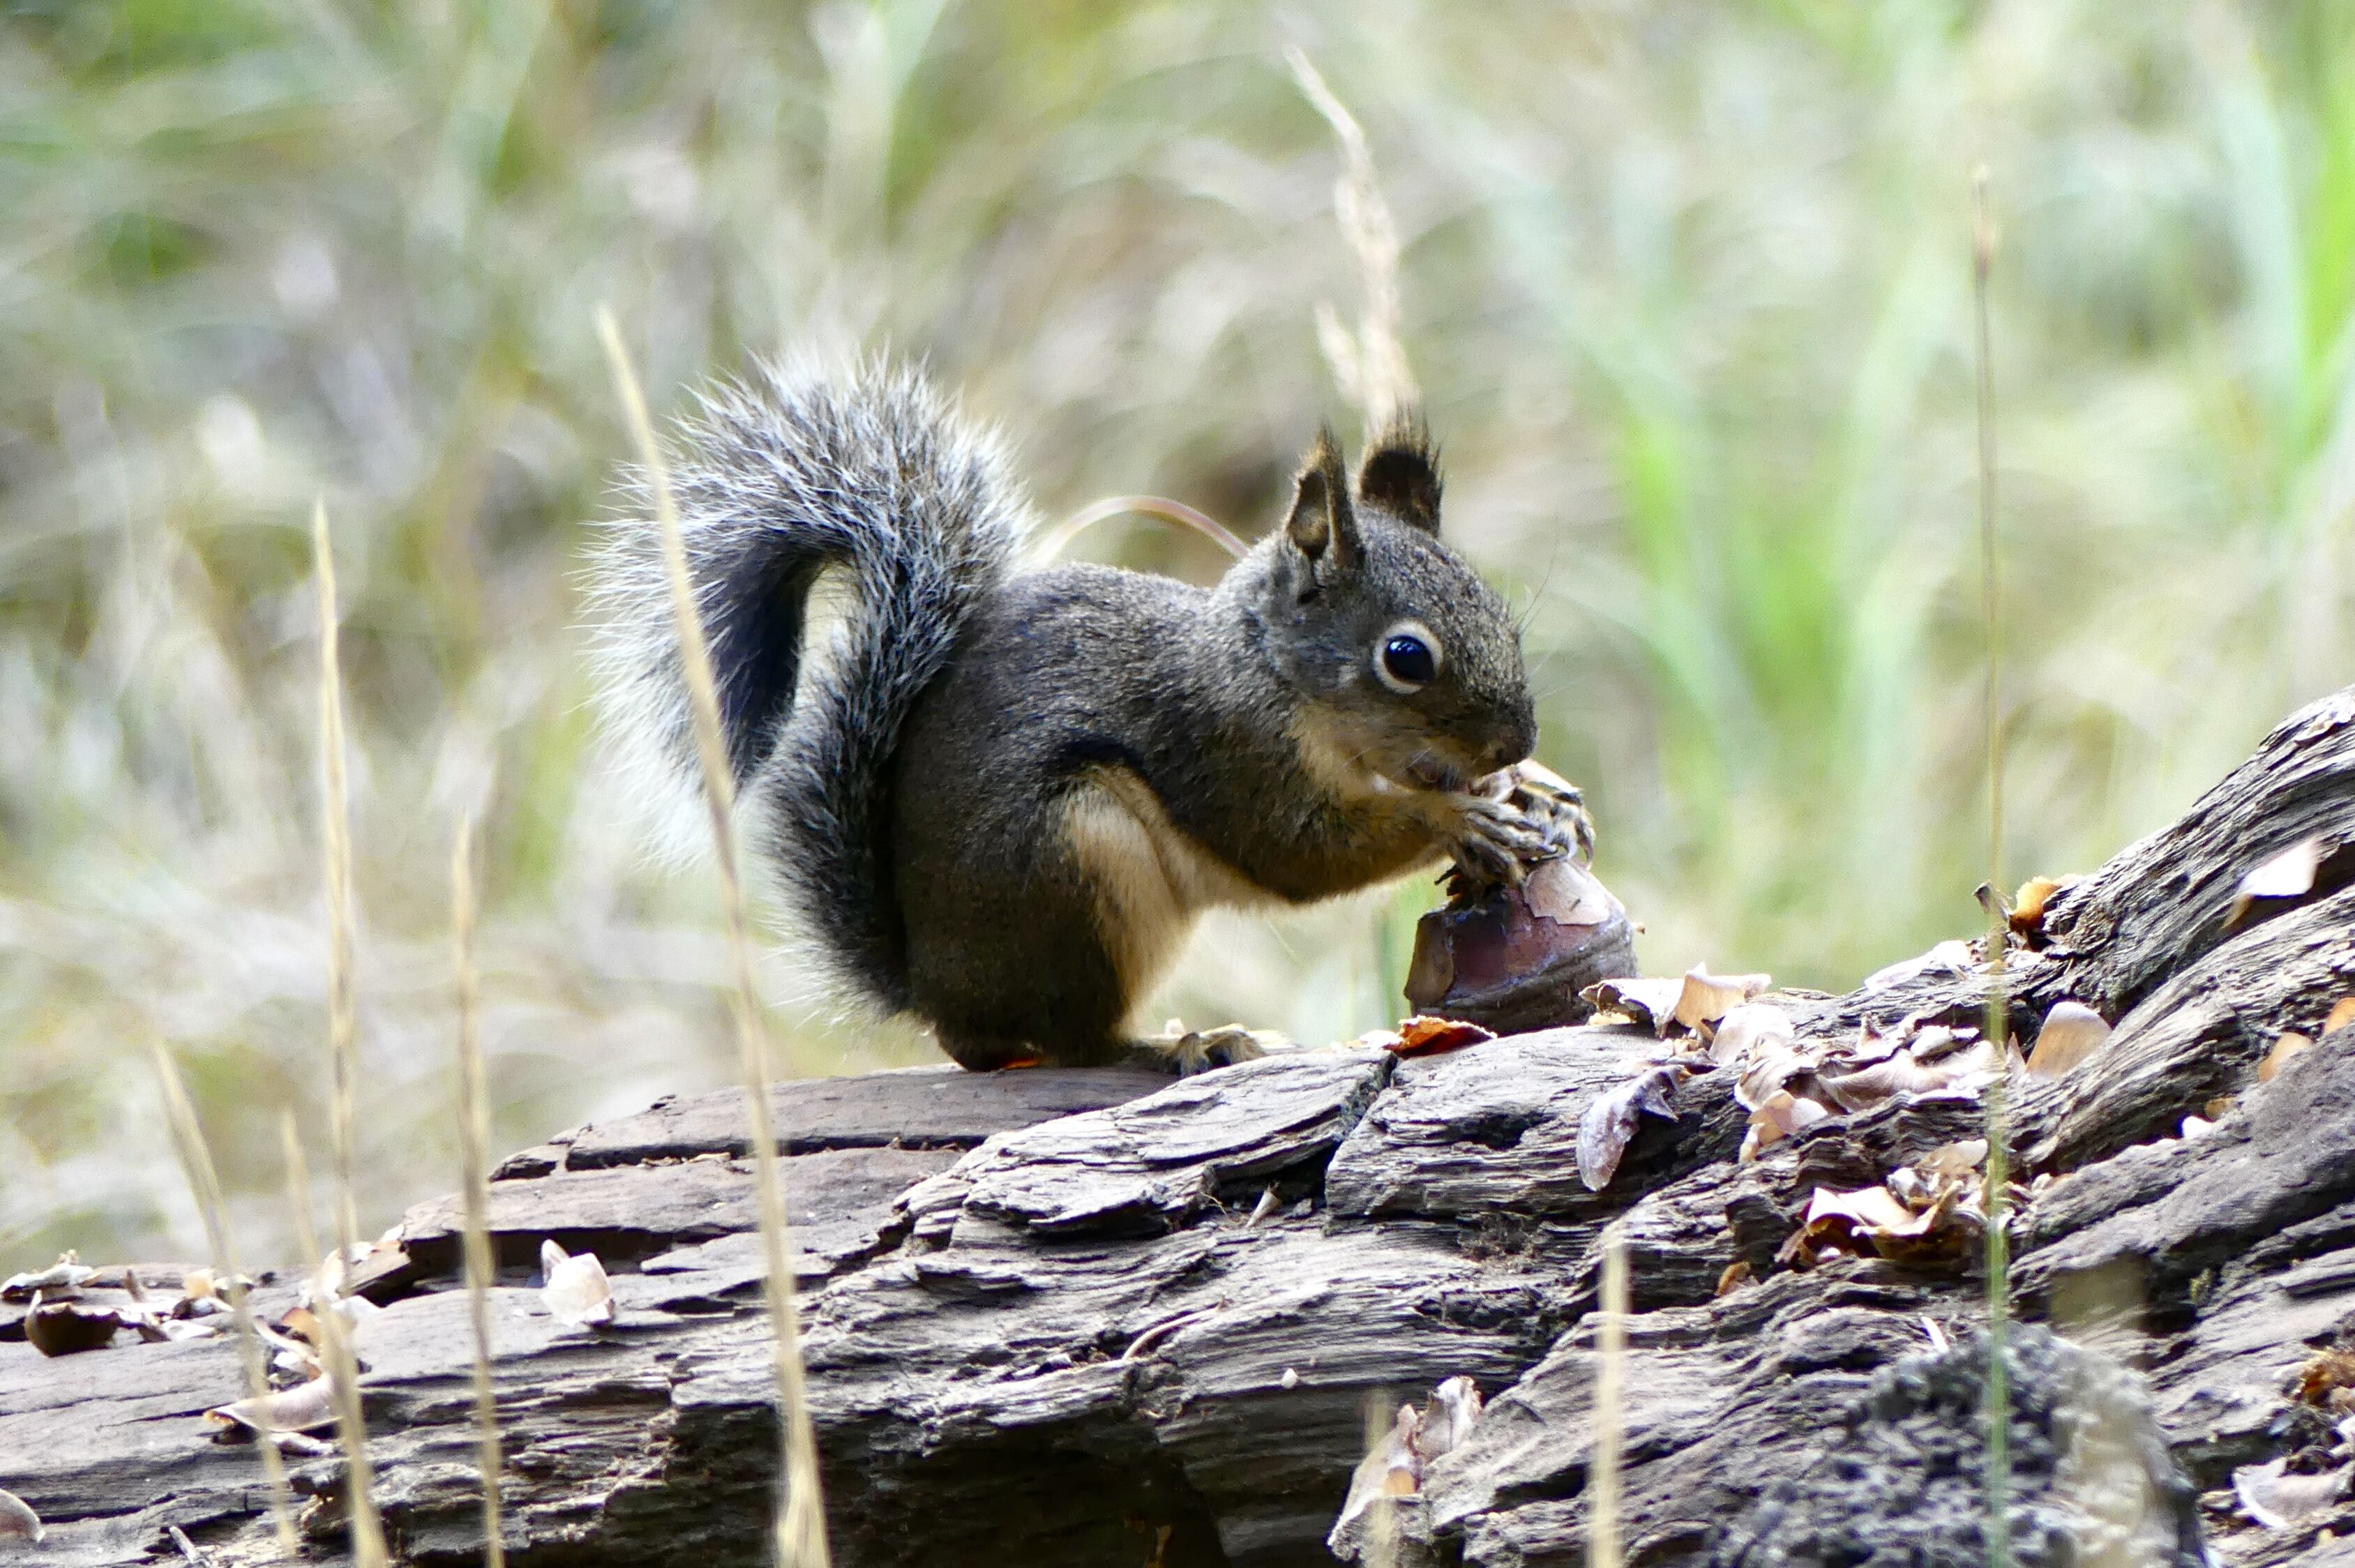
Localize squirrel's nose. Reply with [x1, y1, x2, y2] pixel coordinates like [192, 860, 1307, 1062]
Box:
[1484, 707, 1537, 773]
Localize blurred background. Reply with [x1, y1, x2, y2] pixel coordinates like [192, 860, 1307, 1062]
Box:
[2, 0, 2350, 1265]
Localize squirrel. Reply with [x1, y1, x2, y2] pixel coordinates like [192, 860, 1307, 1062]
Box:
[589, 359, 1563, 1073]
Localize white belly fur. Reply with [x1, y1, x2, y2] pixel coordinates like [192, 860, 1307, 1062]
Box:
[1059, 768, 1272, 1013]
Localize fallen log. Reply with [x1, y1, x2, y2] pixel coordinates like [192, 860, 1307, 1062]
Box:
[5, 687, 2355, 1567]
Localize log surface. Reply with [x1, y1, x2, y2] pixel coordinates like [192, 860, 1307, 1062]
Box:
[7, 689, 2355, 1567]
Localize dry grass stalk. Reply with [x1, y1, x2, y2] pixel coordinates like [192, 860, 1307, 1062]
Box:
[1362, 1390, 1401, 1568]
[1971, 163, 2015, 1568]
[451, 815, 508, 1567]
[149, 1044, 303, 1557]
[311, 499, 391, 1564]
[595, 305, 832, 1567]
[1588, 1231, 1627, 1568]
[313, 502, 365, 1279]
[1286, 46, 1417, 431]
[280, 1114, 388, 1565]
[1033, 495, 1249, 566]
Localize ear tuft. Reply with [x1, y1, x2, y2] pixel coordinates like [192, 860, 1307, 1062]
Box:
[1285, 427, 1360, 569]
[1357, 420, 1442, 534]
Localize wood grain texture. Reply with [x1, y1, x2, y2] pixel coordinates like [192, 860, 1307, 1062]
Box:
[10, 689, 2355, 1567]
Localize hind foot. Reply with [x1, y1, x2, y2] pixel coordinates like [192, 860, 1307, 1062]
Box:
[1125, 1023, 1281, 1076]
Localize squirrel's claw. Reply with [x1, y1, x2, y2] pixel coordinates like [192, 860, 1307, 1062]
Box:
[1443, 760, 1598, 891]
[1447, 795, 1556, 887]
[1498, 760, 1595, 866]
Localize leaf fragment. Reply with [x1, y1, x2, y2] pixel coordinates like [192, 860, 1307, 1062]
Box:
[2, 1251, 96, 1300]
[1411, 1376, 1482, 1466]
[1861, 940, 1974, 991]
[1919, 1140, 1989, 1179]
[1580, 977, 1686, 1036]
[1333, 1375, 1482, 1537]
[2227, 836, 2328, 930]
[2008, 875, 2074, 941]
[1577, 1065, 1687, 1191]
[24, 1292, 126, 1357]
[1708, 1004, 1793, 1066]
[1390, 1016, 1496, 1058]
[2295, 1348, 2355, 1408]
[2233, 1456, 2347, 1528]
[2328, 996, 2355, 1036]
[1739, 1089, 1829, 1162]
[1673, 965, 1770, 1034]
[540, 1239, 615, 1328]
[1334, 1404, 1422, 1535]
[2259, 1032, 2311, 1085]
[0, 1488, 40, 1544]
[1821, 1039, 2000, 1110]
[206, 1373, 338, 1435]
[2025, 1000, 2110, 1080]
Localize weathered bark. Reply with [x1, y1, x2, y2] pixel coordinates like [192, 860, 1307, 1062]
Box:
[6, 687, 2355, 1568]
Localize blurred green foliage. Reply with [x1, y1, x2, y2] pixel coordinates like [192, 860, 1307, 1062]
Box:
[1, 0, 2349, 1263]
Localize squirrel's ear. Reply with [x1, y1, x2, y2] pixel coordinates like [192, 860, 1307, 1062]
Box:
[1285, 428, 1361, 571]
[1356, 421, 1441, 535]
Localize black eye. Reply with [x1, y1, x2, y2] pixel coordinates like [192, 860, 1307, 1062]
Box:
[1381, 634, 1436, 687]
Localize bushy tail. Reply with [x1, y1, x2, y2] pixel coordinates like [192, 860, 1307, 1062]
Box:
[586, 359, 1030, 1012]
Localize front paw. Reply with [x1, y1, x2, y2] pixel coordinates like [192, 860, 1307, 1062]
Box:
[1446, 794, 1558, 887]
[1501, 760, 1595, 865]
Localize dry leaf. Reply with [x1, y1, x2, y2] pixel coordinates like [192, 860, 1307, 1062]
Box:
[1919, 1140, 1990, 1179]
[1779, 1175, 1985, 1269]
[206, 1374, 338, 1435]
[2026, 1000, 2111, 1080]
[0, 1488, 40, 1544]
[2234, 1456, 2347, 1528]
[1709, 1004, 1793, 1066]
[1861, 940, 1975, 992]
[1580, 977, 1686, 1036]
[1674, 965, 1770, 1034]
[1736, 1046, 1818, 1112]
[25, 1292, 126, 1357]
[2228, 837, 2328, 930]
[2296, 1348, 2355, 1406]
[2, 1251, 95, 1300]
[1390, 1016, 1496, 1058]
[1715, 1261, 1754, 1297]
[1334, 1404, 1422, 1534]
[2328, 996, 2355, 1036]
[1577, 1066, 1686, 1191]
[2009, 875, 2073, 940]
[1900, 1025, 1960, 1063]
[158, 1318, 223, 1343]
[2205, 1094, 2239, 1120]
[1846, 1021, 1903, 1066]
[1739, 1090, 1829, 1161]
[1805, 1184, 1919, 1233]
[1821, 1039, 2000, 1110]
[1412, 1376, 1482, 1466]
[2259, 1032, 2312, 1084]
[541, 1239, 615, 1328]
